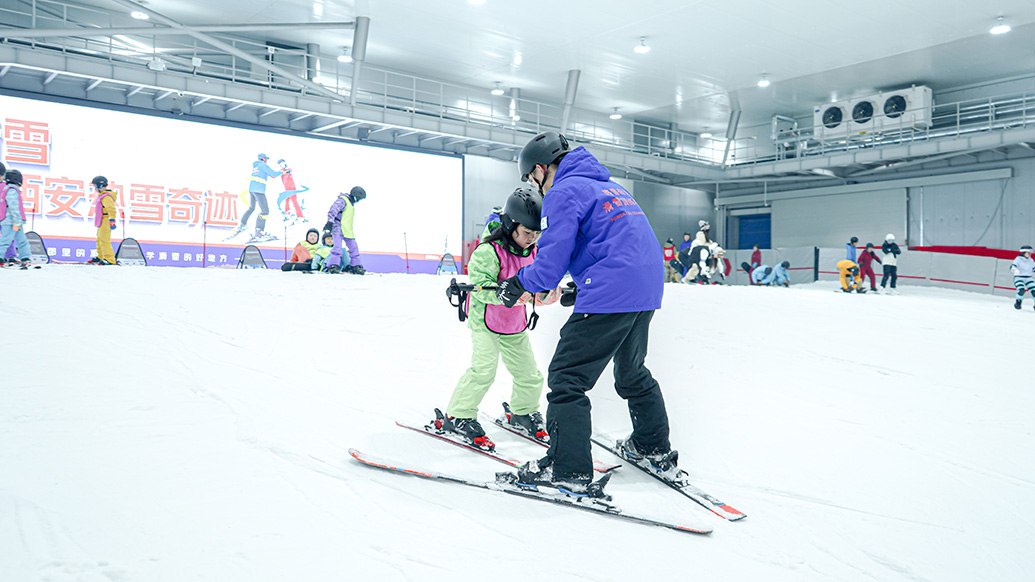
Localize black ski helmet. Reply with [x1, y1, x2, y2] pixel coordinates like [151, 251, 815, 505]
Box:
[764, 267, 773, 276]
[306, 228, 320, 242]
[92, 175, 109, 190]
[349, 186, 367, 202]
[500, 187, 542, 233]
[781, 261, 790, 269]
[850, 266, 860, 276]
[0, 161, 5, 178]
[4, 169, 23, 186]
[518, 131, 572, 182]
[866, 242, 874, 249]
[850, 236, 858, 244]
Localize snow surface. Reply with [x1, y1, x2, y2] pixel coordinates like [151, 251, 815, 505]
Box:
[1, 267, 1033, 582]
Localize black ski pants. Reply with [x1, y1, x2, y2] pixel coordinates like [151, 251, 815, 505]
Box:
[545, 310, 670, 480]
[881, 265, 898, 289]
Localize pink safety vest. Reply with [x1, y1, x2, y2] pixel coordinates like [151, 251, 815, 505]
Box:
[478, 241, 536, 335]
[94, 191, 115, 227]
[0, 183, 26, 222]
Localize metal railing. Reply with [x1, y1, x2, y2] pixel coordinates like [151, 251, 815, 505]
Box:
[5, 0, 1035, 170]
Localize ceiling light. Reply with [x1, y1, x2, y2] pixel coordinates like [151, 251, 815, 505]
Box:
[337, 49, 353, 63]
[609, 108, 622, 120]
[130, 11, 149, 20]
[634, 36, 650, 54]
[699, 132, 712, 138]
[512, 115, 520, 121]
[512, 53, 522, 66]
[312, 0, 323, 18]
[491, 82, 505, 96]
[990, 16, 1011, 34]
[757, 74, 770, 88]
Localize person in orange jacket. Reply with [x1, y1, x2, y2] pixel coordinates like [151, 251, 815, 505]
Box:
[837, 259, 865, 293]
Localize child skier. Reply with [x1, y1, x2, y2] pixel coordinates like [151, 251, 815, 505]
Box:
[837, 259, 865, 293]
[662, 238, 679, 282]
[281, 228, 322, 272]
[858, 243, 882, 292]
[0, 169, 32, 269]
[1011, 245, 1035, 310]
[91, 176, 119, 265]
[846, 236, 859, 262]
[881, 234, 901, 294]
[435, 187, 554, 450]
[312, 232, 350, 273]
[323, 186, 367, 275]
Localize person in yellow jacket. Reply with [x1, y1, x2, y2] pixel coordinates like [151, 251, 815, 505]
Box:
[91, 176, 119, 265]
[837, 259, 865, 293]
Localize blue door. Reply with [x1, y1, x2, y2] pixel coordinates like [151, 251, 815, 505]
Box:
[738, 214, 771, 250]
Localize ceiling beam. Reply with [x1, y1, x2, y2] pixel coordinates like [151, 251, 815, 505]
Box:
[0, 22, 357, 39]
[559, 69, 581, 132]
[225, 102, 247, 113]
[104, 0, 346, 103]
[847, 147, 995, 177]
[125, 86, 144, 97]
[85, 79, 102, 92]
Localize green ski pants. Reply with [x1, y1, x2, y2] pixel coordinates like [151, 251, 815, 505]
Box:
[446, 328, 544, 419]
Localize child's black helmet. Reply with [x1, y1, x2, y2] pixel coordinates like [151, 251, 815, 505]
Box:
[92, 176, 109, 189]
[850, 236, 858, 244]
[781, 261, 790, 269]
[0, 162, 5, 178]
[518, 131, 571, 181]
[4, 169, 23, 186]
[501, 187, 542, 232]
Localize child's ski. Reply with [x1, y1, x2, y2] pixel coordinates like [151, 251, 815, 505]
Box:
[482, 404, 620, 473]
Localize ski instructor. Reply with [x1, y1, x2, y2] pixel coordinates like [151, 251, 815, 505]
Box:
[495, 131, 675, 492]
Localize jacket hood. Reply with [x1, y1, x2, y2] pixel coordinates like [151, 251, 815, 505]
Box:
[553, 146, 610, 184]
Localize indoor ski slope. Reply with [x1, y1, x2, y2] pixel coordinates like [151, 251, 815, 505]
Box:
[1, 267, 1032, 582]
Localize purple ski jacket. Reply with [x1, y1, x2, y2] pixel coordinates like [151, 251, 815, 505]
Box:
[515, 147, 663, 313]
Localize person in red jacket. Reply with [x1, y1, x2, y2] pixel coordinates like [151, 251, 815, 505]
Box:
[662, 238, 679, 282]
[857, 243, 882, 292]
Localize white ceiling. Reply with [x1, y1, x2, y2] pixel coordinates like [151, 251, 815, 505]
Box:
[26, 0, 1035, 133]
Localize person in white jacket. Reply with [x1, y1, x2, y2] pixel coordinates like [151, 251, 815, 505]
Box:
[1010, 245, 1035, 310]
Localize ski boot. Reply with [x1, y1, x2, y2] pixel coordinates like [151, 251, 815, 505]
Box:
[325, 265, 341, 274]
[1015, 299, 1023, 310]
[617, 437, 681, 477]
[504, 404, 548, 443]
[515, 456, 610, 499]
[349, 265, 366, 276]
[19, 259, 31, 270]
[433, 409, 494, 451]
[224, 224, 248, 240]
[856, 286, 866, 294]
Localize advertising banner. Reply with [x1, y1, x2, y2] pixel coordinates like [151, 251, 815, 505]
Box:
[0, 94, 463, 271]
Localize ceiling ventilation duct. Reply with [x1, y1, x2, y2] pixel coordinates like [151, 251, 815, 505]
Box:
[814, 85, 932, 141]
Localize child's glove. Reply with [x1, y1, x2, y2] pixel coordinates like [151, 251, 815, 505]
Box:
[109, 218, 117, 230]
[496, 275, 529, 308]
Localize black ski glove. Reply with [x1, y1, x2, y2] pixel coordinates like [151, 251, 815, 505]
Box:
[322, 221, 334, 236]
[559, 282, 578, 307]
[497, 275, 529, 308]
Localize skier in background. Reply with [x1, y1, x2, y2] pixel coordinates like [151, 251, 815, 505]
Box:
[276, 158, 309, 225]
[750, 244, 762, 270]
[91, 175, 119, 266]
[880, 234, 901, 294]
[323, 186, 367, 275]
[858, 243, 882, 292]
[436, 188, 557, 451]
[1010, 245, 1035, 310]
[0, 168, 32, 269]
[678, 231, 693, 277]
[662, 238, 679, 282]
[837, 259, 865, 293]
[231, 153, 281, 243]
[846, 236, 859, 262]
